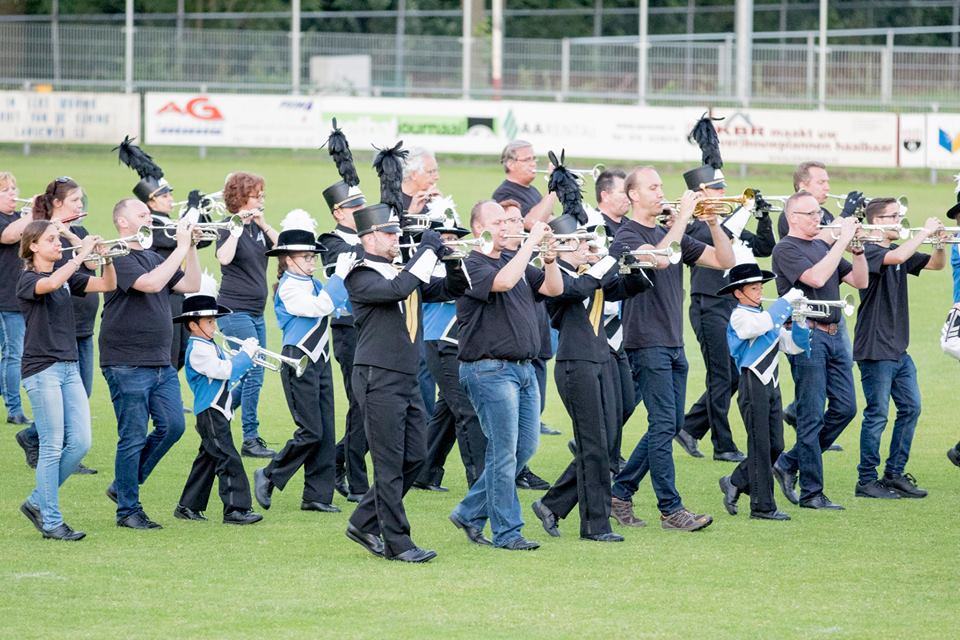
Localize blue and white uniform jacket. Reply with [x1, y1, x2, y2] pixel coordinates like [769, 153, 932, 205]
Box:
[185, 336, 254, 419]
[274, 271, 350, 363]
[727, 297, 808, 387]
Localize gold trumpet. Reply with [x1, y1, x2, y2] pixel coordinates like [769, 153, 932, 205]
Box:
[761, 294, 855, 323]
[215, 331, 309, 378]
[659, 188, 757, 223]
[64, 225, 153, 265]
[618, 241, 682, 272]
[398, 231, 494, 261]
[160, 215, 243, 242]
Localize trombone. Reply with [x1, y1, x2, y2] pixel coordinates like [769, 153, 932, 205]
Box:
[659, 188, 757, 222]
[64, 225, 153, 266]
[538, 163, 607, 184]
[618, 241, 682, 272]
[762, 294, 856, 323]
[215, 331, 309, 378]
[398, 231, 494, 261]
[160, 215, 243, 242]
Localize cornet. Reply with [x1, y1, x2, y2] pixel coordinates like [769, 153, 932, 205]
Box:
[161, 215, 243, 242]
[762, 294, 856, 323]
[618, 241, 682, 272]
[64, 225, 153, 265]
[215, 331, 308, 378]
[398, 231, 494, 261]
[659, 188, 757, 223]
[538, 163, 607, 184]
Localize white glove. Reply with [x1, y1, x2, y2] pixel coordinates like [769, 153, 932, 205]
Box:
[240, 337, 259, 358]
[784, 287, 804, 304]
[334, 251, 356, 280]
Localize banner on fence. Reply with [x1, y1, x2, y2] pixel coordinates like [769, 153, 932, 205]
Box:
[898, 113, 927, 169]
[0, 91, 140, 144]
[921, 113, 960, 170]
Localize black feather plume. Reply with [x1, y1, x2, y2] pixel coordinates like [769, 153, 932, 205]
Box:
[322, 118, 360, 187]
[372, 140, 408, 216]
[688, 113, 724, 170]
[547, 149, 588, 225]
[113, 135, 164, 180]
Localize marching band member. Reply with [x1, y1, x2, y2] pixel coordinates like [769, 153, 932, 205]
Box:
[17, 219, 116, 540]
[492, 140, 558, 227]
[401, 146, 441, 216]
[852, 200, 943, 499]
[529, 214, 650, 542]
[716, 262, 807, 521]
[608, 166, 733, 532]
[320, 128, 371, 502]
[173, 280, 263, 525]
[215, 171, 279, 459]
[253, 211, 351, 514]
[0, 172, 32, 431]
[101, 198, 200, 529]
[448, 201, 562, 551]
[771, 191, 867, 510]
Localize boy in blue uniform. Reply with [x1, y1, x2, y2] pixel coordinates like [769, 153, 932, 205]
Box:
[174, 289, 263, 525]
[717, 262, 808, 521]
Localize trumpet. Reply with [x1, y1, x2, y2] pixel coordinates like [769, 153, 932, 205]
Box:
[505, 227, 607, 251]
[762, 294, 856, 323]
[64, 225, 153, 265]
[817, 221, 907, 249]
[659, 188, 757, 222]
[617, 241, 682, 272]
[174, 190, 226, 218]
[215, 331, 309, 378]
[906, 224, 960, 249]
[397, 231, 494, 261]
[825, 193, 908, 219]
[14, 197, 33, 217]
[161, 215, 243, 242]
[538, 163, 607, 184]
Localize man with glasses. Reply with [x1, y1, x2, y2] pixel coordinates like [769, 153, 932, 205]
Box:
[771, 191, 867, 510]
[492, 140, 558, 228]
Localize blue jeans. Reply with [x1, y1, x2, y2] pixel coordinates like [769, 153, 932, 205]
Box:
[217, 312, 265, 440]
[779, 329, 857, 501]
[452, 359, 540, 547]
[613, 347, 687, 514]
[23, 362, 91, 530]
[103, 365, 186, 519]
[0, 310, 26, 418]
[857, 356, 921, 484]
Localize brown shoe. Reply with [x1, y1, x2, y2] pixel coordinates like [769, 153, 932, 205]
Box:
[661, 508, 713, 532]
[610, 496, 646, 527]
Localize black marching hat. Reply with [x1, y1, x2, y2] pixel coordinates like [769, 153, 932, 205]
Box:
[323, 182, 366, 212]
[114, 136, 173, 204]
[173, 295, 232, 324]
[947, 177, 960, 220]
[548, 214, 581, 236]
[684, 113, 727, 191]
[716, 262, 776, 297]
[265, 229, 326, 256]
[354, 203, 403, 237]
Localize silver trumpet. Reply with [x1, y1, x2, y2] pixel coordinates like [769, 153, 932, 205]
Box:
[826, 193, 908, 219]
[398, 231, 494, 261]
[14, 197, 33, 217]
[215, 331, 309, 377]
[907, 223, 960, 249]
[763, 294, 856, 323]
[175, 190, 226, 218]
[817, 221, 907, 249]
[617, 241, 682, 272]
[538, 163, 607, 184]
[64, 225, 153, 265]
[161, 215, 243, 242]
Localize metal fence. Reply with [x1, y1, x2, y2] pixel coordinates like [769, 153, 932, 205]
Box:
[4, 21, 960, 111]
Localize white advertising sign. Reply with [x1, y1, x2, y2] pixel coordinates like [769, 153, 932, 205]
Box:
[921, 113, 960, 169]
[710, 108, 899, 168]
[897, 113, 927, 169]
[0, 91, 140, 144]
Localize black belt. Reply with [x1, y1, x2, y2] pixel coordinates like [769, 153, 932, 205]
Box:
[807, 319, 839, 335]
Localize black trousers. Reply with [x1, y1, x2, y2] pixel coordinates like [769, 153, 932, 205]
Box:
[541, 360, 614, 537]
[264, 348, 336, 503]
[603, 349, 634, 471]
[417, 341, 487, 488]
[730, 370, 784, 514]
[178, 409, 252, 515]
[332, 324, 369, 494]
[169, 292, 188, 371]
[349, 365, 427, 558]
[683, 294, 740, 453]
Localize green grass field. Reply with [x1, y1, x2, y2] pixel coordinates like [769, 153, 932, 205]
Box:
[2, 145, 959, 639]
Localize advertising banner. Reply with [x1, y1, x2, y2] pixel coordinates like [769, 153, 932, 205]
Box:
[898, 113, 927, 169]
[921, 112, 960, 170]
[0, 91, 140, 144]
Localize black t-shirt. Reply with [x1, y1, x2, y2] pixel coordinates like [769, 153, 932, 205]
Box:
[777, 206, 834, 240]
[688, 215, 775, 298]
[0, 212, 23, 312]
[99, 249, 184, 367]
[456, 251, 545, 362]
[216, 222, 274, 314]
[772, 235, 852, 324]
[611, 219, 706, 349]
[55, 225, 100, 338]
[853, 244, 929, 361]
[17, 269, 90, 378]
[491, 180, 542, 215]
[601, 212, 626, 239]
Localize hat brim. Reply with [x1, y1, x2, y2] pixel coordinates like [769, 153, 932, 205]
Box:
[947, 201, 960, 220]
[359, 223, 403, 236]
[265, 242, 326, 256]
[715, 271, 775, 297]
[173, 305, 232, 324]
[337, 196, 366, 209]
[151, 185, 173, 199]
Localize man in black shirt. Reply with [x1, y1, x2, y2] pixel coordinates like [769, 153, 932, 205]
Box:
[491, 140, 557, 226]
[771, 191, 867, 510]
[449, 200, 562, 551]
[853, 200, 943, 499]
[777, 161, 836, 240]
[101, 198, 201, 529]
[608, 166, 733, 532]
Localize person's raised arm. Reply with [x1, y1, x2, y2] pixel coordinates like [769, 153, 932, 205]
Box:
[492, 221, 550, 292]
[133, 219, 193, 293]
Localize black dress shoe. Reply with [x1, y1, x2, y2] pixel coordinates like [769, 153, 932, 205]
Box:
[253, 468, 274, 509]
[241, 437, 276, 459]
[713, 450, 746, 463]
[334, 466, 349, 498]
[105, 485, 118, 504]
[773, 463, 799, 505]
[948, 445, 960, 468]
[75, 462, 97, 475]
[531, 499, 560, 537]
[412, 481, 449, 492]
[117, 511, 163, 529]
[499, 536, 540, 551]
[173, 504, 208, 521]
[674, 430, 704, 458]
[799, 494, 845, 510]
[20, 500, 43, 532]
[449, 513, 493, 546]
[855, 480, 899, 499]
[882, 473, 927, 498]
[581, 532, 624, 542]
[516, 467, 551, 490]
[390, 547, 437, 563]
[42, 523, 86, 541]
[301, 501, 341, 513]
[345, 524, 384, 557]
[750, 510, 791, 521]
[7, 413, 32, 425]
[346, 492, 365, 503]
[719, 475, 740, 515]
[223, 509, 263, 525]
[539, 423, 561, 436]
[15, 429, 38, 468]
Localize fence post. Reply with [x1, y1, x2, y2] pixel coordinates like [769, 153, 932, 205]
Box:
[931, 102, 939, 185]
[461, 0, 472, 99]
[805, 33, 815, 104]
[818, 0, 827, 111]
[22, 81, 30, 157]
[637, 0, 648, 105]
[880, 29, 893, 105]
[719, 35, 734, 98]
[52, 0, 61, 86]
[560, 38, 570, 102]
[291, 0, 301, 94]
[124, 0, 134, 94]
[199, 83, 208, 160]
[395, 0, 407, 95]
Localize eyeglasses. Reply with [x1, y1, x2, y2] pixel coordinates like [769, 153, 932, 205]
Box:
[512, 156, 536, 163]
[492, 217, 523, 226]
[790, 209, 823, 218]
